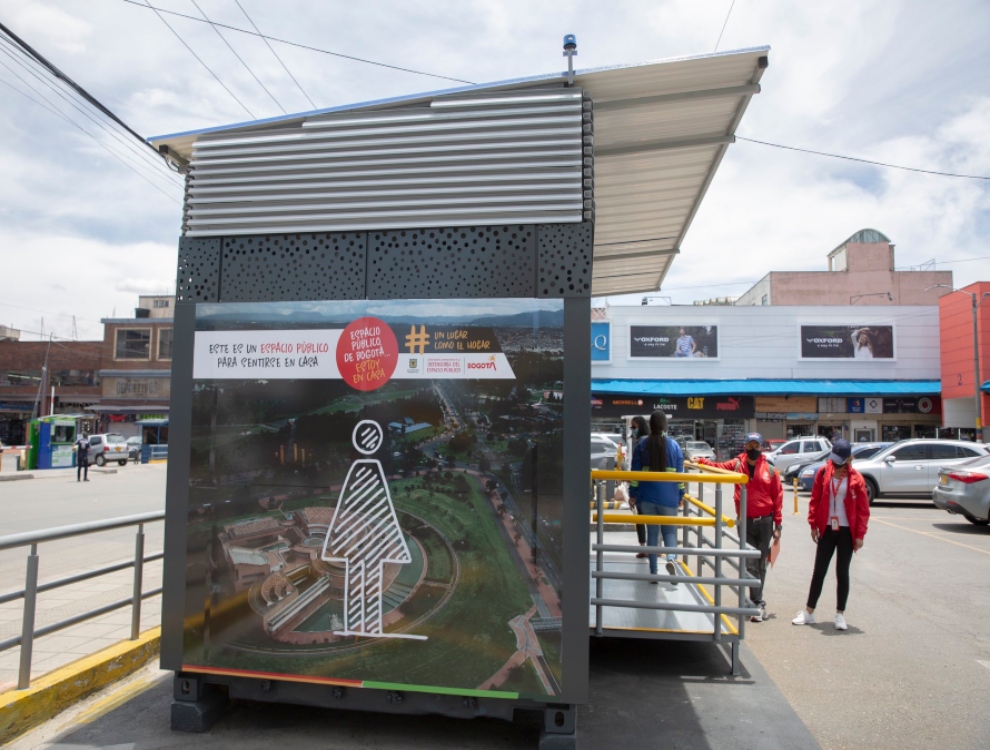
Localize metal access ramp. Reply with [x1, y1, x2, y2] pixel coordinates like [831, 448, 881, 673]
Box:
[589, 463, 759, 674]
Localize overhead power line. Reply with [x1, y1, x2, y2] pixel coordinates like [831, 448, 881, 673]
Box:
[0, 19, 173, 168]
[714, 0, 736, 52]
[122, 0, 474, 86]
[0, 37, 181, 190]
[737, 136, 990, 180]
[140, 0, 255, 118]
[235, 0, 316, 109]
[190, 0, 287, 114]
[0, 59, 181, 204]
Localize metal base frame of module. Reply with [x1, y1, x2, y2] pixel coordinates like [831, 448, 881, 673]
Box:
[162, 223, 593, 749]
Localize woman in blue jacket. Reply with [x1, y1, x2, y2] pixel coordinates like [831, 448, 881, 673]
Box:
[629, 411, 685, 582]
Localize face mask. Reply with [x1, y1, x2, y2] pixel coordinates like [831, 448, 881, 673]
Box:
[631, 428, 639, 438]
[745, 448, 761, 460]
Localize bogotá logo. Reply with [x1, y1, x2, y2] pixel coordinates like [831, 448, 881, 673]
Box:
[335, 317, 398, 392]
[467, 355, 497, 371]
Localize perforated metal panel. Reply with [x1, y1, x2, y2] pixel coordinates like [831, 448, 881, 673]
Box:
[538, 223, 593, 297]
[175, 237, 221, 304]
[367, 226, 537, 299]
[219, 233, 366, 302]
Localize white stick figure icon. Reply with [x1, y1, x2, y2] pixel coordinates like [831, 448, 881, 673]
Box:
[321, 420, 426, 640]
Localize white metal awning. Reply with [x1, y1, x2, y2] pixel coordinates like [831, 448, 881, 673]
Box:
[151, 47, 768, 297]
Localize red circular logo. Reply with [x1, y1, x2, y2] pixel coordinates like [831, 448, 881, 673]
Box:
[335, 317, 398, 392]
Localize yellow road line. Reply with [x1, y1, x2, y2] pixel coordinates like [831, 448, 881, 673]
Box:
[872, 518, 990, 556]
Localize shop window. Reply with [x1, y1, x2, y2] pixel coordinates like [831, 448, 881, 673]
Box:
[158, 328, 174, 360]
[913, 424, 937, 439]
[115, 329, 151, 360]
[0, 369, 42, 385]
[881, 425, 911, 443]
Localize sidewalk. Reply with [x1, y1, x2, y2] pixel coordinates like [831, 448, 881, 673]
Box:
[0, 576, 162, 693]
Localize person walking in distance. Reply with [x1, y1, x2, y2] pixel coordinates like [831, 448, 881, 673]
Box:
[792, 439, 869, 630]
[629, 411, 685, 584]
[626, 416, 650, 558]
[75, 432, 91, 482]
[697, 433, 782, 622]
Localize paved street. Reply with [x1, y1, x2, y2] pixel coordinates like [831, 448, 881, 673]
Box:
[745, 490, 990, 750]
[0, 463, 166, 690]
[5, 466, 990, 748]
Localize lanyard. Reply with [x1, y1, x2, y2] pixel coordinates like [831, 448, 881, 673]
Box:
[830, 474, 845, 517]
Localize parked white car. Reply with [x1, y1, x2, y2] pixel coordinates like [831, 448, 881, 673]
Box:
[682, 440, 716, 461]
[853, 439, 990, 504]
[766, 436, 832, 473]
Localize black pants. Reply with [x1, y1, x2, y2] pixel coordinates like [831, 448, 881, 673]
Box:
[77, 459, 88, 481]
[635, 505, 646, 545]
[746, 516, 774, 605]
[807, 527, 854, 611]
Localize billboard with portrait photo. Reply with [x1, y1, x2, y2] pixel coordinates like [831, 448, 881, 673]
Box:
[800, 325, 894, 360]
[629, 325, 719, 359]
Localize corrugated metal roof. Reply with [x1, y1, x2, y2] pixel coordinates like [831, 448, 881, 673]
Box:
[150, 47, 769, 297]
[592, 380, 941, 396]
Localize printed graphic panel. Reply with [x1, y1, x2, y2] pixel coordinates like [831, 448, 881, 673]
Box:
[629, 325, 719, 359]
[800, 325, 895, 359]
[183, 299, 565, 700]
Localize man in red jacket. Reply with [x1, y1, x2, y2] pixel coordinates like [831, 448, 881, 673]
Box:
[697, 433, 783, 622]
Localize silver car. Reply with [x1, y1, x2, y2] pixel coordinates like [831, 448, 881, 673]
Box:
[932, 454, 990, 525]
[683, 440, 715, 461]
[854, 439, 990, 504]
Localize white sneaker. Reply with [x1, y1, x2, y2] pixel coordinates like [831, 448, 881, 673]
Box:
[792, 610, 815, 625]
[835, 613, 848, 630]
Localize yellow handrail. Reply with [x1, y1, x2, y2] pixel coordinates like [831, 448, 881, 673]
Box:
[683, 494, 733, 524]
[591, 469, 747, 485]
[591, 513, 735, 528]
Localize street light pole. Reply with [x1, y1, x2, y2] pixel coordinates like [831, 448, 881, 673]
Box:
[971, 292, 990, 442]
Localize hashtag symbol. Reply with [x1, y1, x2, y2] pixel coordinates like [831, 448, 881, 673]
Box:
[405, 325, 430, 354]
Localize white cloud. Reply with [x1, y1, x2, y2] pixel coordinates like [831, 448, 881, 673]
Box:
[0, 0, 987, 335]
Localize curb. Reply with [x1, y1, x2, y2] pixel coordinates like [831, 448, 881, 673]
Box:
[0, 626, 161, 744]
[0, 475, 33, 482]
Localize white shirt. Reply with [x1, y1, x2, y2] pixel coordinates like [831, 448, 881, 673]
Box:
[830, 474, 849, 527]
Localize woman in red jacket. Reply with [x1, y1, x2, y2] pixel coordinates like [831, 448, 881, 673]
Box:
[792, 439, 870, 631]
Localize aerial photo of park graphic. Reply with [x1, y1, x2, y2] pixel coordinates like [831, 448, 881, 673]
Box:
[181, 299, 565, 699]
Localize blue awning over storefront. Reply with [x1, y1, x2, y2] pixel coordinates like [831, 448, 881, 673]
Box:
[592, 380, 941, 396]
[982, 380, 990, 393]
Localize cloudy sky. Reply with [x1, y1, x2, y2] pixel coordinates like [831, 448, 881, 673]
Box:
[0, 0, 988, 340]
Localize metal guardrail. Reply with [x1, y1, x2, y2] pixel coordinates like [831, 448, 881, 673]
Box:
[590, 463, 758, 676]
[141, 444, 169, 463]
[0, 510, 165, 689]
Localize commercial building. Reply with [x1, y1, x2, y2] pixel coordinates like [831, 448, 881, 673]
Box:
[939, 281, 990, 440]
[94, 295, 173, 425]
[0, 295, 174, 443]
[591, 303, 942, 458]
[734, 229, 952, 307]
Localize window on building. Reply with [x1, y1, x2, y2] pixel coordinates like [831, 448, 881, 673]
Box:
[0, 369, 42, 385]
[761, 294, 768, 306]
[153, 299, 170, 309]
[115, 329, 151, 359]
[158, 328, 174, 360]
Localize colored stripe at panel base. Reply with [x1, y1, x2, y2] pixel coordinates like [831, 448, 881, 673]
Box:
[182, 665, 519, 699]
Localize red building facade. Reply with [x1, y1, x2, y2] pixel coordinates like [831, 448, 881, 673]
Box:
[939, 281, 990, 439]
